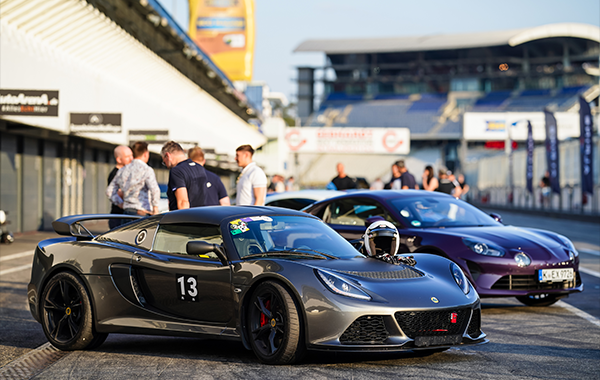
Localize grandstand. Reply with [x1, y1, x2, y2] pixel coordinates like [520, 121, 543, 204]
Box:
[294, 23, 600, 171]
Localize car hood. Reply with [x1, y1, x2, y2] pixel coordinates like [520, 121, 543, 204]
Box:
[419, 225, 568, 258]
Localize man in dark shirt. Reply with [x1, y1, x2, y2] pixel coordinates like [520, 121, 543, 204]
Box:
[397, 160, 418, 190]
[188, 147, 230, 206]
[161, 141, 207, 210]
[331, 163, 356, 190]
[107, 145, 132, 228]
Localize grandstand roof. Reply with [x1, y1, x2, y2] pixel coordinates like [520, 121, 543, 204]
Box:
[294, 23, 600, 54]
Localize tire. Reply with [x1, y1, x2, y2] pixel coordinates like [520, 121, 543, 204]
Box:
[40, 272, 108, 350]
[246, 281, 305, 364]
[516, 294, 560, 307]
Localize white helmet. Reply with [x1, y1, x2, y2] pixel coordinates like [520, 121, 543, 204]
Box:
[363, 220, 399, 257]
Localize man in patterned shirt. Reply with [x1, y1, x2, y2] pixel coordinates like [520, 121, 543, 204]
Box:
[106, 141, 160, 216]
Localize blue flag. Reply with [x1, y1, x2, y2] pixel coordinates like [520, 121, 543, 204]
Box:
[526, 121, 534, 194]
[579, 96, 594, 195]
[544, 110, 560, 194]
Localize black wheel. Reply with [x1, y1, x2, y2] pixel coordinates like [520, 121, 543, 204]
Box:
[40, 272, 107, 350]
[246, 281, 305, 364]
[516, 294, 560, 307]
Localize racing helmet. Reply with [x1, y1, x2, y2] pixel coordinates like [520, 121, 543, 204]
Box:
[363, 220, 399, 257]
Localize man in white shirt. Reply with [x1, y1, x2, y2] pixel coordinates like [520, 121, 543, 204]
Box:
[235, 144, 267, 205]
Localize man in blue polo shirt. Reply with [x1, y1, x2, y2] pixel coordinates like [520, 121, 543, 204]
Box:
[188, 146, 230, 206]
[161, 141, 207, 210]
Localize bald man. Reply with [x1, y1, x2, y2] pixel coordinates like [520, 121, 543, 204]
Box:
[107, 145, 133, 228]
[331, 163, 356, 190]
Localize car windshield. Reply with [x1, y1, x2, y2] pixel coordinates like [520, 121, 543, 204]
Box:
[228, 215, 361, 260]
[389, 197, 501, 228]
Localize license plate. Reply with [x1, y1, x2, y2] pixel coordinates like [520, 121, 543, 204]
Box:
[414, 335, 461, 347]
[538, 268, 574, 282]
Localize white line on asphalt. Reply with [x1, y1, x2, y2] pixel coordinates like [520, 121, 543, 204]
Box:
[579, 267, 600, 278]
[0, 250, 33, 262]
[0, 263, 32, 276]
[579, 249, 600, 257]
[556, 301, 600, 328]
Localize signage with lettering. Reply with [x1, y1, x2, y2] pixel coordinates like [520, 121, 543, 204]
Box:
[0, 90, 59, 116]
[69, 113, 122, 133]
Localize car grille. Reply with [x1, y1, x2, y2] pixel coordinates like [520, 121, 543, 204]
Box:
[336, 267, 423, 280]
[395, 308, 471, 338]
[491, 272, 581, 290]
[467, 308, 482, 338]
[339, 315, 389, 344]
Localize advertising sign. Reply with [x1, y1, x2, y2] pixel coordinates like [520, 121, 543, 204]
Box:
[129, 130, 169, 145]
[188, 0, 255, 81]
[463, 112, 579, 141]
[544, 111, 560, 195]
[0, 89, 59, 116]
[69, 113, 121, 133]
[285, 127, 410, 155]
[579, 97, 594, 195]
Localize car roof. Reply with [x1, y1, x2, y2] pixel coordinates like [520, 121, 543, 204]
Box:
[265, 190, 345, 203]
[322, 189, 454, 201]
[159, 205, 315, 225]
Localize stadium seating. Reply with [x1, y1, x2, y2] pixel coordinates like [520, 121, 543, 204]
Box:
[471, 86, 589, 112]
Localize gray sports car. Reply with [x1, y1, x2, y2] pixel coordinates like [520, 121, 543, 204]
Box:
[28, 206, 486, 364]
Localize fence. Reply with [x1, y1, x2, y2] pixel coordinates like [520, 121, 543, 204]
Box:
[464, 138, 600, 216]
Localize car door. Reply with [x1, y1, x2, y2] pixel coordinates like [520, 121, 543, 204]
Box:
[131, 223, 234, 325]
[323, 197, 396, 240]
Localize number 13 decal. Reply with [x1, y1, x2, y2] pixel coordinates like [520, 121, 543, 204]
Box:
[177, 274, 198, 302]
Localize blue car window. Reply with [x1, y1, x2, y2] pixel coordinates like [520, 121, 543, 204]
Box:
[328, 198, 394, 226]
[389, 197, 499, 228]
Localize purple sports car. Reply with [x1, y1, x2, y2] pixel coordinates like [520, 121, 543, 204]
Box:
[304, 190, 583, 306]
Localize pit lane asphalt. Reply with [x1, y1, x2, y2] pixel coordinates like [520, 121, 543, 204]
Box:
[0, 212, 598, 379]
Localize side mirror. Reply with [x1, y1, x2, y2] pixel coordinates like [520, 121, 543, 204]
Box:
[186, 240, 228, 265]
[489, 213, 503, 223]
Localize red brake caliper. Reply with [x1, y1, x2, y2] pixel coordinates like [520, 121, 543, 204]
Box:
[260, 300, 271, 327]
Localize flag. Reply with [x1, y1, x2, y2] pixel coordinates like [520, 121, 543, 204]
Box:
[579, 96, 594, 195]
[544, 110, 560, 194]
[526, 121, 534, 193]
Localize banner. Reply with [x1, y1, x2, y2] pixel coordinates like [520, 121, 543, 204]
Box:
[526, 121, 534, 194]
[579, 96, 594, 195]
[189, 0, 255, 81]
[285, 127, 410, 155]
[544, 110, 560, 194]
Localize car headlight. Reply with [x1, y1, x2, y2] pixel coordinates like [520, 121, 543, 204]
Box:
[514, 252, 531, 267]
[462, 238, 505, 257]
[556, 234, 578, 257]
[315, 269, 371, 301]
[450, 263, 470, 295]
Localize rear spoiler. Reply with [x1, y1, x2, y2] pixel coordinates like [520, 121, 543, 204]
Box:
[52, 214, 141, 238]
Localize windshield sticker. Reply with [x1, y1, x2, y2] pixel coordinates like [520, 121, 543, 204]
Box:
[411, 220, 422, 227]
[230, 219, 249, 235]
[240, 216, 273, 222]
[400, 210, 410, 218]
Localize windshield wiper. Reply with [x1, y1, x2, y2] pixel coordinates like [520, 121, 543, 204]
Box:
[243, 250, 327, 260]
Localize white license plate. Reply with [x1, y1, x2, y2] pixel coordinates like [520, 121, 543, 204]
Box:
[538, 268, 574, 282]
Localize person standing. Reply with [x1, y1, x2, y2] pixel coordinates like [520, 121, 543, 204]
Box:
[107, 145, 133, 228]
[384, 162, 402, 190]
[436, 169, 461, 197]
[422, 165, 439, 191]
[331, 163, 356, 190]
[235, 144, 267, 205]
[161, 141, 207, 210]
[107, 142, 160, 216]
[397, 160, 418, 189]
[188, 146, 230, 206]
[457, 173, 470, 199]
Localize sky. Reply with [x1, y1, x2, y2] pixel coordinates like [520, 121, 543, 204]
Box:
[158, 0, 600, 103]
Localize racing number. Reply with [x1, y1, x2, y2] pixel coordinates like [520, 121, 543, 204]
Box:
[176, 274, 198, 302]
